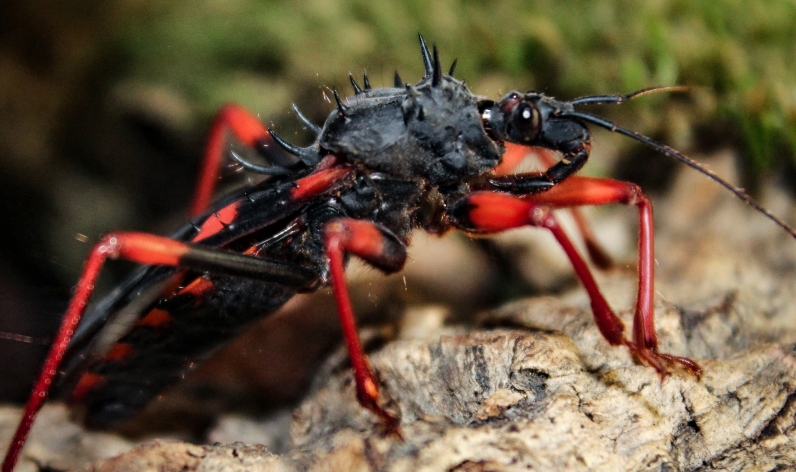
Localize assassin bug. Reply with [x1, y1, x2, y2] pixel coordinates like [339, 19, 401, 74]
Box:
[4, 34, 796, 471]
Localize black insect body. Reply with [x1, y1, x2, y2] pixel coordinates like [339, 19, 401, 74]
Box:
[4, 34, 794, 472]
[322, 76, 502, 187]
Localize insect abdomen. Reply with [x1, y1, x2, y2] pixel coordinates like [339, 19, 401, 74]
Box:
[66, 275, 298, 428]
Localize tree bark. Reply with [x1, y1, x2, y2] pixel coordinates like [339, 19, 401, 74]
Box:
[3, 161, 796, 471]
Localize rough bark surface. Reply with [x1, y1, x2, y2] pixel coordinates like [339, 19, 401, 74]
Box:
[2, 162, 796, 471]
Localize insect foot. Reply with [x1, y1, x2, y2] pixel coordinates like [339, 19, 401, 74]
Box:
[624, 342, 704, 380]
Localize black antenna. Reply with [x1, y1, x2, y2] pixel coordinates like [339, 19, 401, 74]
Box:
[562, 109, 796, 240]
[569, 86, 690, 106]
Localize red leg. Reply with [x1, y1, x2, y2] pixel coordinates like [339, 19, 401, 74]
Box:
[530, 149, 614, 269]
[190, 104, 276, 217]
[324, 219, 406, 433]
[568, 205, 614, 270]
[492, 144, 613, 269]
[2, 234, 172, 472]
[491, 142, 532, 176]
[529, 177, 701, 376]
[1, 233, 316, 472]
[3, 238, 106, 472]
[448, 182, 701, 378]
[448, 193, 625, 346]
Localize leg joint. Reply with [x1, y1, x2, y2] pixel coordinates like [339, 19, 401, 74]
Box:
[324, 219, 407, 274]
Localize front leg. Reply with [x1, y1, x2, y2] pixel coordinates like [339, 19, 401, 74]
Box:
[448, 178, 701, 378]
[487, 141, 591, 195]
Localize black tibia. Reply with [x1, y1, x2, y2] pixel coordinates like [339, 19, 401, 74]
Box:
[180, 245, 317, 287]
[487, 144, 591, 194]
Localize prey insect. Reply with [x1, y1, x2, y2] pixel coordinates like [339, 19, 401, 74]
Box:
[4, 34, 796, 471]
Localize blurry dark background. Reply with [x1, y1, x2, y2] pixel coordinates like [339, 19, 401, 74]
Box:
[1, 0, 795, 435]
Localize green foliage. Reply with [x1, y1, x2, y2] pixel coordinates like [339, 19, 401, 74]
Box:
[108, 0, 796, 172]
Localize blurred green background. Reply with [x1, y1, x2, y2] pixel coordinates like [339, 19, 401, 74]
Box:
[1, 0, 794, 404]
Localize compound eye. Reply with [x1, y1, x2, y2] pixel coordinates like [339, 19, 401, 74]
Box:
[512, 104, 541, 142]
